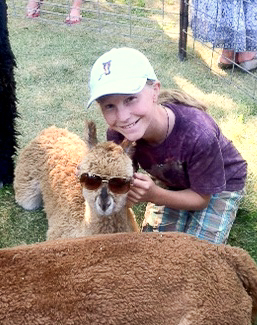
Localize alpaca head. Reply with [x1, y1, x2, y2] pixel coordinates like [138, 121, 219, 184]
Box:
[77, 121, 135, 216]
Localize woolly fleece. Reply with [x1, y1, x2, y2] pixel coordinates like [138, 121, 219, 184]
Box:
[0, 232, 257, 324]
[14, 125, 138, 240]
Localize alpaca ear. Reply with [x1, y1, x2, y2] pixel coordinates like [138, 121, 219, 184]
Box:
[120, 139, 136, 158]
[85, 120, 98, 148]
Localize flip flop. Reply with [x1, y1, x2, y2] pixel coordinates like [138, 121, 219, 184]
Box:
[239, 53, 257, 72]
[65, 15, 82, 25]
[217, 62, 235, 70]
[26, 0, 43, 18]
[218, 52, 239, 70]
[26, 8, 40, 18]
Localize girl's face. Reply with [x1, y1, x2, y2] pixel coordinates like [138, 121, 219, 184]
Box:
[97, 82, 160, 142]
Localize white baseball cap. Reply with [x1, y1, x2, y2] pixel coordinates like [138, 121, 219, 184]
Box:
[87, 47, 157, 107]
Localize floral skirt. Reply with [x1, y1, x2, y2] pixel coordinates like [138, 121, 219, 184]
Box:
[191, 0, 257, 52]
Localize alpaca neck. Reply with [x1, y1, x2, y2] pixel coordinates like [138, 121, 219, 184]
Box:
[83, 200, 130, 234]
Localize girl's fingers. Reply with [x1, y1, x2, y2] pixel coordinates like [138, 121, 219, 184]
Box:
[133, 172, 150, 181]
[129, 173, 155, 203]
[128, 191, 141, 201]
[132, 173, 152, 190]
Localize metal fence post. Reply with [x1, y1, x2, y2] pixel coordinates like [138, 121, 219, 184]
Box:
[179, 0, 189, 61]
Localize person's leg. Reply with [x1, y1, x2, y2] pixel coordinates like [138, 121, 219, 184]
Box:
[141, 190, 244, 244]
[237, 52, 257, 71]
[185, 190, 245, 244]
[219, 49, 236, 64]
[26, 0, 42, 18]
[142, 202, 189, 232]
[237, 52, 257, 63]
[65, 0, 82, 24]
[237, 0, 257, 68]
[218, 49, 239, 70]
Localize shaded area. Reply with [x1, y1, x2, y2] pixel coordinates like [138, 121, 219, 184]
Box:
[228, 208, 257, 262]
[0, 185, 47, 248]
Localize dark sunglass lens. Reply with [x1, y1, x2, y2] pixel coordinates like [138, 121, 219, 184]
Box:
[80, 173, 102, 190]
[109, 178, 131, 194]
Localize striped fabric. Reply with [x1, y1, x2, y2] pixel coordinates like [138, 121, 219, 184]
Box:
[142, 190, 245, 244]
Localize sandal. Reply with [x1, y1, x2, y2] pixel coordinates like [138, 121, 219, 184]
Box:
[26, 0, 43, 18]
[26, 7, 40, 18]
[65, 15, 82, 25]
[217, 62, 235, 70]
[239, 53, 257, 72]
[218, 51, 238, 70]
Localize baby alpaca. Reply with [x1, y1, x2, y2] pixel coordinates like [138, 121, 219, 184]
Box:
[0, 232, 257, 324]
[14, 122, 139, 240]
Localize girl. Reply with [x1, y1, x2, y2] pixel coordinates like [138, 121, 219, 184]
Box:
[87, 47, 247, 244]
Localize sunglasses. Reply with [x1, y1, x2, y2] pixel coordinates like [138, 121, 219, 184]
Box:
[80, 173, 132, 194]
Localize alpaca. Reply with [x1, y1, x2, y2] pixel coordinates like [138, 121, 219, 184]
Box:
[0, 232, 257, 325]
[14, 121, 139, 240]
[0, 0, 19, 187]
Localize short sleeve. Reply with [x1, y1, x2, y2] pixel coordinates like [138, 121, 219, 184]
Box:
[188, 130, 226, 194]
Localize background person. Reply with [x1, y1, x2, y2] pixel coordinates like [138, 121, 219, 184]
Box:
[191, 0, 257, 71]
[26, 0, 82, 24]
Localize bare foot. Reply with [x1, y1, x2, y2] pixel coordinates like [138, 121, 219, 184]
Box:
[26, 0, 41, 18]
[65, 0, 82, 24]
[65, 8, 82, 24]
[219, 49, 236, 64]
[237, 51, 257, 71]
[237, 51, 257, 63]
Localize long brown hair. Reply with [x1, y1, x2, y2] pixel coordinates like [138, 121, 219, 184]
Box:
[158, 89, 208, 112]
[146, 80, 207, 111]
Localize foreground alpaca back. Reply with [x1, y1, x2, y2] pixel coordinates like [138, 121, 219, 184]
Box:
[14, 122, 139, 240]
[1, 232, 257, 325]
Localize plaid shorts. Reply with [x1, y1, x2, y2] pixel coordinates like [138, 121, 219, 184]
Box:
[142, 190, 245, 244]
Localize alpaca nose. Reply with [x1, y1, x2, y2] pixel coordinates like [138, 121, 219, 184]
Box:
[100, 186, 111, 211]
[100, 186, 108, 199]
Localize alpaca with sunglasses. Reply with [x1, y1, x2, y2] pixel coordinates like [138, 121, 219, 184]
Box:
[14, 121, 139, 240]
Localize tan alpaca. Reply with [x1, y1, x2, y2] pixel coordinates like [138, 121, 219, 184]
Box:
[1, 232, 257, 324]
[14, 121, 139, 240]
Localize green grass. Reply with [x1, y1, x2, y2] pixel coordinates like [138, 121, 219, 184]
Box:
[1, 15, 257, 268]
[0, 185, 47, 247]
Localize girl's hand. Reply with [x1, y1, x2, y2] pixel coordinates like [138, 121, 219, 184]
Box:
[127, 173, 211, 210]
[128, 172, 157, 205]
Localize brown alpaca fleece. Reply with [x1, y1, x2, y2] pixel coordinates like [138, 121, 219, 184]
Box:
[14, 123, 139, 240]
[1, 232, 257, 325]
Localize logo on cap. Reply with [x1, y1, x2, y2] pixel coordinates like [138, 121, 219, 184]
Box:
[98, 60, 112, 81]
[103, 60, 111, 75]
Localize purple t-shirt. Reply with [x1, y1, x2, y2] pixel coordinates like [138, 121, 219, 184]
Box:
[107, 103, 247, 195]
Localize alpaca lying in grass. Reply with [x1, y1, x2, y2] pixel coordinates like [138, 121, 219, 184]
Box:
[0, 232, 257, 324]
[14, 121, 139, 240]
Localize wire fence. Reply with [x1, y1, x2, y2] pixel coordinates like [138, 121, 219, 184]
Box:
[8, 0, 180, 42]
[7, 0, 257, 101]
[180, 0, 257, 101]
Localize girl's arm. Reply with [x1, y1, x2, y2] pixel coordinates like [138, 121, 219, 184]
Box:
[128, 172, 211, 211]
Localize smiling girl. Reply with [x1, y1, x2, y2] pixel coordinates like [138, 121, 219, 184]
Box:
[87, 47, 247, 244]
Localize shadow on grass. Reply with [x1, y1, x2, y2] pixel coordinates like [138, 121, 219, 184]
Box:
[228, 208, 257, 262]
[0, 185, 47, 249]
